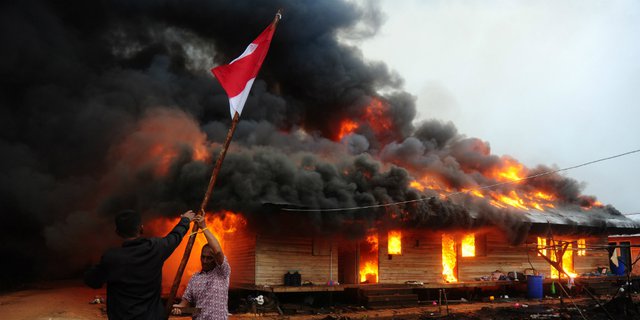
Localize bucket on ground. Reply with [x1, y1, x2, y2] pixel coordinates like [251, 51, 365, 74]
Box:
[527, 275, 543, 299]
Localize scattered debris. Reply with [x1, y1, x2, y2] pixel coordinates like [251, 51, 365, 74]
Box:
[89, 296, 103, 304]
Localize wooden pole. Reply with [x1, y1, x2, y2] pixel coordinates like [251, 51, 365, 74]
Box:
[165, 112, 240, 314]
[165, 10, 282, 315]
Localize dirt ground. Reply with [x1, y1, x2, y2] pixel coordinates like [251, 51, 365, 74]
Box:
[1, 279, 639, 319]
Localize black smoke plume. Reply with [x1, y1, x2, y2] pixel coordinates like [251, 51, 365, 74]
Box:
[0, 0, 613, 289]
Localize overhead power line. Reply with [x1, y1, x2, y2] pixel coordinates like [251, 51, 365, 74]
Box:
[282, 148, 640, 212]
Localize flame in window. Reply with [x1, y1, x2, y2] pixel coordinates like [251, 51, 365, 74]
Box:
[550, 241, 577, 278]
[537, 237, 547, 256]
[360, 231, 379, 283]
[360, 260, 378, 283]
[388, 231, 402, 255]
[442, 233, 457, 282]
[577, 239, 586, 256]
[461, 234, 475, 257]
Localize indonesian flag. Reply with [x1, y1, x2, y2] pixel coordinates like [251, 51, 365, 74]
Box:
[212, 21, 277, 119]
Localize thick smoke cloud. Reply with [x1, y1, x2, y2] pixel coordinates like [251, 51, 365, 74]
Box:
[0, 0, 618, 288]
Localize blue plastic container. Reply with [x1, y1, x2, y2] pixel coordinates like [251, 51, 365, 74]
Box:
[527, 275, 543, 299]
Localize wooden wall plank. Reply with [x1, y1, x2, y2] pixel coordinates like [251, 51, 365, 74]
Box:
[255, 234, 339, 286]
[378, 230, 442, 283]
[225, 229, 256, 287]
[377, 229, 613, 284]
[228, 224, 617, 288]
[459, 232, 610, 281]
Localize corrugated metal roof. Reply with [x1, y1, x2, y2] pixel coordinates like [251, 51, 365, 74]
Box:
[521, 206, 640, 230]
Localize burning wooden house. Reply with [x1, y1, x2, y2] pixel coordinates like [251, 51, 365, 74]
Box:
[210, 203, 640, 291]
[126, 95, 640, 302]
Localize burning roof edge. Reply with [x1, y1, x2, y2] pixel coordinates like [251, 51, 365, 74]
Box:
[260, 202, 640, 237]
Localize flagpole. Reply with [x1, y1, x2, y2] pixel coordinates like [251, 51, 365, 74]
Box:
[165, 10, 282, 315]
[165, 112, 240, 314]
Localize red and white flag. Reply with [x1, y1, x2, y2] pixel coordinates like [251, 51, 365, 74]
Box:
[212, 16, 279, 119]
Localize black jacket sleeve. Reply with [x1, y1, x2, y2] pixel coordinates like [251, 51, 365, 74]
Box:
[159, 217, 191, 259]
[84, 258, 107, 289]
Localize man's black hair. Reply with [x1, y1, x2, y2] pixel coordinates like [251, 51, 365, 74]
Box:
[115, 210, 142, 238]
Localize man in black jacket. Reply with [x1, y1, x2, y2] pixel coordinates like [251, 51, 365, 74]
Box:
[85, 209, 196, 319]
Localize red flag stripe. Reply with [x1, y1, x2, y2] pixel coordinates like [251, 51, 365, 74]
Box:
[212, 23, 276, 117]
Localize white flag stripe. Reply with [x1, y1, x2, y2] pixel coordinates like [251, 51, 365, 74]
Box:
[230, 43, 258, 65]
[227, 78, 255, 118]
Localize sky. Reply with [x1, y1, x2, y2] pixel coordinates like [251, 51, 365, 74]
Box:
[354, 0, 640, 215]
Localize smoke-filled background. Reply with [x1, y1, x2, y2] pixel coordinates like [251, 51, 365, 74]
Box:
[358, 0, 640, 216]
[0, 0, 632, 289]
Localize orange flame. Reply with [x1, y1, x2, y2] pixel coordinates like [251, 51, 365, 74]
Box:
[562, 244, 577, 278]
[481, 157, 567, 211]
[461, 233, 475, 257]
[461, 188, 485, 198]
[113, 108, 210, 177]
[364, 98, 394, 134]
[491, 158, 526, 182]
[336, 98, 394, 141]
[360, 261, 379, 283]
[535, 192, 555, 201]
[442, 233, 457, 283]
[360, 231, 379, 283]
[409, 180, 425, 192]
[491, 191, 528, 210]
[577, 239, 586, 256]
[583, 200, 604, 209]
[537, 237, 547, 256]
[337, 119, 359, 140]
[489, 190, 555, 211]
[388, 231, 402, 255]
[366, 234, 379, 252]
[414, 175, 452, 194]
[145, 211, 246, 296]
[414, 172, 564, 212]
[548, 241, 577, 279]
